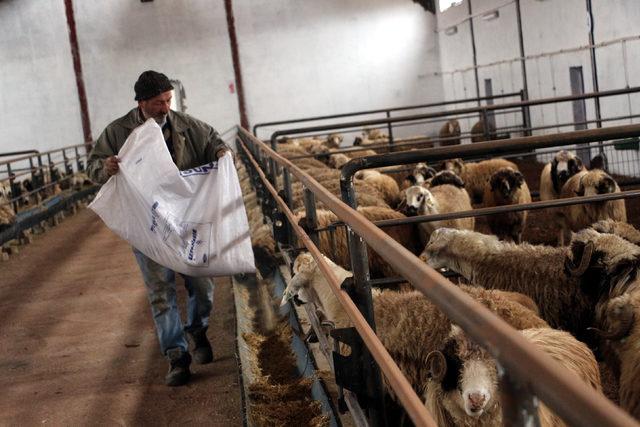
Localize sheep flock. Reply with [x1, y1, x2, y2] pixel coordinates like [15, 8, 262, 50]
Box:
[239, 129, 640, 425]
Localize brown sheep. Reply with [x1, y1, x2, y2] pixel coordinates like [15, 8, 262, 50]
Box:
[440, 158, 519, 205]
[354, 169, 401, 207]
[282, 253, 548, 408]
[297, 206, 422, 278]
[400, 184, 474, 245]
[439, 119, 461, 146]
[470, 119, 496, 143]
[422, 227, 640, 346]
[483, 167, 532, 243]
[559, 169, 627, 245]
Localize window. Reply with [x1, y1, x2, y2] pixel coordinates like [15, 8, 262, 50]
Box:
[439, 0, 463, 12]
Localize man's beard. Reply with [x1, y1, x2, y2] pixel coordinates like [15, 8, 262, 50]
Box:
[154, 114, 167, 127]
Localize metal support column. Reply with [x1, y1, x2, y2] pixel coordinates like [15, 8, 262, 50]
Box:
[515, 0, 532, 136]
[468, 0, 482, 106]
[586, 0, 602, 128]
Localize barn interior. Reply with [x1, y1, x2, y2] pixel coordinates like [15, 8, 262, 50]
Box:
[2, 1, 640, 426]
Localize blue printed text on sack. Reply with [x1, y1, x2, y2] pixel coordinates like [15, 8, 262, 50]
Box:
[179, 162, 218, 176]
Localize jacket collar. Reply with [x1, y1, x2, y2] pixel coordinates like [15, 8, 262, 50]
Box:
[121, 108, 191, 133]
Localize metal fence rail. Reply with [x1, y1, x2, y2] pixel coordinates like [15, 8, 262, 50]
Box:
[238, 126, 639, 427]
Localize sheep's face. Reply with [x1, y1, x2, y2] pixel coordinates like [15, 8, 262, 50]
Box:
[440, 158, 465, 175]
[490, 168, 524, 201]
[0, 183, 11, 202]
[280, 252, 316, 307]
[427, 326, 497, 420]
[326, 134, 343, 149]
[551, 151, 583, 191]
[447, 120, 461, 136]
[353, 136, 363, 146]
[408, 163, 436, 185]
[575, 170, 618, 197]
[423, 228, 462, 269]
[402, 186, 435, 217]
[428, 170, 465, 189]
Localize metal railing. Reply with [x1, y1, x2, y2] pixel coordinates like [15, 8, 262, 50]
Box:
[253, 91, 524, 139]
[238, 125, 639, 427]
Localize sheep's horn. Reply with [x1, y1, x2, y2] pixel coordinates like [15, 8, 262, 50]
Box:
[567, 241, 595, 277]
[588, 305, 635, 341]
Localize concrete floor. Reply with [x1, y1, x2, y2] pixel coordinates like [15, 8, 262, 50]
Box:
[0, 209, 243, 425]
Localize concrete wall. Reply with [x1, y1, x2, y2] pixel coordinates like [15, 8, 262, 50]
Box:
[1, 0, 442, 155]
[436, 0, 640, 174]
[0, 0, 84, 154]
[234, 0, 443, 140]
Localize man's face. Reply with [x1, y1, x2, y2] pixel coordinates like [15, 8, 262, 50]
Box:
[139, 90, 172, 124]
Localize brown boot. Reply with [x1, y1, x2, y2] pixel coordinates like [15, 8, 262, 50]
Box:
[187, 327, 213, 365]
[165, 348, 191, 386]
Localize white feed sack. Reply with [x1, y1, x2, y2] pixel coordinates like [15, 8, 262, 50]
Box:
[90, 119, 255, 277]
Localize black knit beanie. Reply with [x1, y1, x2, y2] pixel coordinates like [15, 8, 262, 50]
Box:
[134, 70, 174, 101]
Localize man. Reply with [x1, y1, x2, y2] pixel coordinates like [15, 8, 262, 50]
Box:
[87, 70, 231, 386]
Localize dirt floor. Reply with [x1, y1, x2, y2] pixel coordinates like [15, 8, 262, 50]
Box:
[0, 209, 243, 425]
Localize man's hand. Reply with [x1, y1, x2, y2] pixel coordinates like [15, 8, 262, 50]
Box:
[216, 148, 232, 159]
[105, 156, 120, 176]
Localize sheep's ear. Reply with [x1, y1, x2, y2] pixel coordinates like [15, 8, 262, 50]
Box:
[575, 184, 585, 197]
[573, 157, 584, 172]
[427, 351, 447, 382]
[353, 136, 362, 146]
[514, 171, 525, 186]
[490, 173, 502, 191]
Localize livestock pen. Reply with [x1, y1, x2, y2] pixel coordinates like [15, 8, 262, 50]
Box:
[240, 115, 639, 425]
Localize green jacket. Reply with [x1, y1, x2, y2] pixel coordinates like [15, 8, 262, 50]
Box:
[87, 108, 230, 184]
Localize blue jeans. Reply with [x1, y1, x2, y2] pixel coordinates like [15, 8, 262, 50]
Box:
[133, 248, 214, 355]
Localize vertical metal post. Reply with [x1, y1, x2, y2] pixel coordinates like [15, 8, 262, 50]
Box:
[499, 365, 541, 427]
[63, 0, 93, 149]
[385, 111, 394, 148]
[481, 108, 490, 140]
[340, 176, 387, 427]
[302, 188, 319, 247]
[468, 0, 482, 105]
[515, 0, 532, 136]
[586, 0, 602, 128]
[224, 0, 250, 129]
[74, 147, 81, 171]
[283, 168, 296, 247]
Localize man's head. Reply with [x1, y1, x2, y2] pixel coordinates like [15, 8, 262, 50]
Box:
[134, 70, 174, 124]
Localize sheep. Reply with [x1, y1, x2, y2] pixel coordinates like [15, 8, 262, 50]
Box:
[439, 119, 461, 147]
[400, 163, 437, 189]
[297, 206, 422, 278]
[421, 227, 640, 345]
[558, 169, 627, 245]
[440, 158, 519, 205]
[539, 150, 585, 201]
[328, 153, 350, 169]
[354, 169, 401, 207]
[399, 184, 474, 246]
[592, 219, 640, 246]
[425, 326, 601, 427]
[482, 167, 532, 243]
[470, 119, 496, 143]
[282, 252, 547, 405]
[591, 287, 640, 419]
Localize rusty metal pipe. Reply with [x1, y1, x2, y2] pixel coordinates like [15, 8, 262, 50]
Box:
[238, 137, 437, 427]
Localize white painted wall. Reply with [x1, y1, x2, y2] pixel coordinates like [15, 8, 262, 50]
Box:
[0, 0, 83, 155]
[234, 0, 443, 140]
[1, 0, 443, 155]
[73, 0, 240, 142]
[436, 0, 640, 175]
